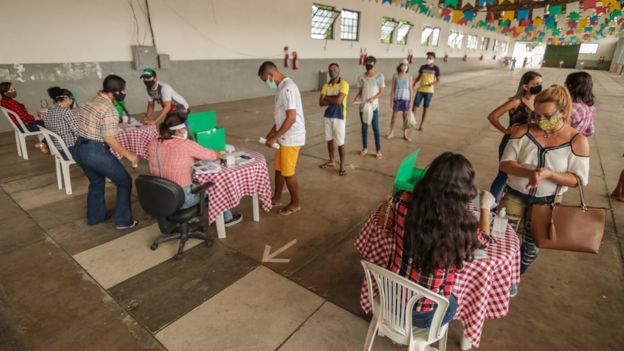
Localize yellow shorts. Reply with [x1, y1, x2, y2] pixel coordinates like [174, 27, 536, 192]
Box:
[274, 146, 301, 177]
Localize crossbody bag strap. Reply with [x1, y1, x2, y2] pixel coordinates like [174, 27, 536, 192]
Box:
[156, 142, 163, 177]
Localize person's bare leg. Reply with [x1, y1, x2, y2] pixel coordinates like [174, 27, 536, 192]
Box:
[272, 170, 284, 205]
[283, 175, 300, 211]
[338, 144, 346, 175]
[387, 111, 397, 138]
[418, 108, 429, 131]
[321, 140, 336, 167]
[412, 106, 419, 130]
[612, 169, 624, 201]
[402, 111, 411, 141]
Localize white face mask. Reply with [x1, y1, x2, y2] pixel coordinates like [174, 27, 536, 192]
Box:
[400, 65, 408, 72]
[426, 58, 434, 64]
[172, 130, 188, 140]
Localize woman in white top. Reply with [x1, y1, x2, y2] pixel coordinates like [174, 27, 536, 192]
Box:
[388, 59, 413, 141]
[500, 85, 590, 278]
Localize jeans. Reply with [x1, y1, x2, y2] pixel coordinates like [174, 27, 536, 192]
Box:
[489, 135, 510, 202]
[181, 185, 233, 221]
[57, 145, 75, 161]
[73, 137, 134, 227]
[359, 109, 381, 152]
[412, 294, 458, 329]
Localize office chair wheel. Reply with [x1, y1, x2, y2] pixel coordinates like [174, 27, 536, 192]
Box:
[174, 253, 183, 260]
[150, 243, 158, 250]
[204, 238, 214, 247]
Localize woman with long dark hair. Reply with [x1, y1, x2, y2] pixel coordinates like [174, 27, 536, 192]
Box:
[385, 152, 492, 328]
[565, 71, 596, 137]
[487, 71, 543, 202]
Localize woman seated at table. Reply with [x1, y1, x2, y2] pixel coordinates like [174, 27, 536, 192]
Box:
[45, 87, 79, 160]
[0, 81, 48, 153]
[147, 115, 242, 226]
[499, 85, 589, 277]
[383, 152, 494, 328]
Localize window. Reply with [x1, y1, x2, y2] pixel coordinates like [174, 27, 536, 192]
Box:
[579, 43, 599, 54]
[421, 26, 440, 47]
[340, 9, 359, 41]
[480, 37, 490, 50]
[448, 31, 464, 49]
[467, 35, 478, 50]
[380, 17, 399, 44]
[493, 39, 499, 52]
[396, 21, 413, 45]
[311, 4, 340, 40]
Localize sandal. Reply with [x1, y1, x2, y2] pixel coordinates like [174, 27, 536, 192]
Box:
[359, 149, 368, 156]
[376, 152, 382, 160]
[339, 169, 347, 176]
[319, 162, 336, 169]
[279, 207, 301, 216]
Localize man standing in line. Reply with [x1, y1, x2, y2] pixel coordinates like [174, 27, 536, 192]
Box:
[319, 63, 349, 176]
[140, 68, 190, 125]
[412, 52, 441, 131]
[258, 61, 306, 215]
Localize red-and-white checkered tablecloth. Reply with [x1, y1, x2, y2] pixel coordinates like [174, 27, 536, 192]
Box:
[355, 203, 520, 347]
[114, 124, 159, 159]
[193, 149, 272, 224]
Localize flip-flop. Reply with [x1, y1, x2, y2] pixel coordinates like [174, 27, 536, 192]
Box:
[339, 169, 347, 176]
[271, 202, 282, 208]
[376, 153, 383, 160]
[319, 162, 336, 169]
[279, 207, 301, 216]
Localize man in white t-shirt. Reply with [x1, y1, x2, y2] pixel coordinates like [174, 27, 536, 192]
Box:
[140, 68, 190, 125]
[257, 61, 305, 216]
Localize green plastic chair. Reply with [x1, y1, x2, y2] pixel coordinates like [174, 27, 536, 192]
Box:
[393, 149, 426, 193]
[187, 111, 217, 140]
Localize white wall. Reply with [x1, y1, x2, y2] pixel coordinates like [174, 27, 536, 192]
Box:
[578, 36, 619, 61]
[0, 0, 511, 64]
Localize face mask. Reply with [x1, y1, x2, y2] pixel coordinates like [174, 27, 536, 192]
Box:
[114, 92, 126, 102]
[529, 85, 542, 95]
[173, 130, 188, 140]
[426, 58, 434, 65]
[537, 113, 563, 132]
[329, 71, 339, 79]
[400, 65, 408, 72]
[365, 64, 374, 71]
[4, 92, 16, 98]
[265, 79, 277, 90]
[144, 80, 155, 89]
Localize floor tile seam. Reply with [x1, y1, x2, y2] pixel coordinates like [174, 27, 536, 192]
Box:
[0, 188, 168, 350]
[274, 300, 328, 351]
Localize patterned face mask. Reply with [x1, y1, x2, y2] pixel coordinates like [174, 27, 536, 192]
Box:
[537, 113, 563, 132]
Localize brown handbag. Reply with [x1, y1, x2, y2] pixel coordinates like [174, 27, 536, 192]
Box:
[530, 177, 606, 254]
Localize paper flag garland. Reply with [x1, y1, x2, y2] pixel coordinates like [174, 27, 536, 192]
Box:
[517, 9, 529, 20]
[502, 11, 515, 21]
[583, 0, 597, 11]
[549, 5, 562, 16]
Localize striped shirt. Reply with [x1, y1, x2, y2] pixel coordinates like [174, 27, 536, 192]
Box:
[44, 105, 79, 149]
[78, 94, 119, 142]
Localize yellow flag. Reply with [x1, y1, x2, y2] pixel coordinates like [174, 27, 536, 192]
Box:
[503, 11, 515, 22]
[452, 10, 463, 23]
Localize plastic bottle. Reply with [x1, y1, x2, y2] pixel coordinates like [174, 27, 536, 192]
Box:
[492, 207, 508, 238]
[259, 137, 280, 149]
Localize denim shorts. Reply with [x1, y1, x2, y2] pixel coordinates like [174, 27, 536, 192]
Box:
[413, 92, 433, 109]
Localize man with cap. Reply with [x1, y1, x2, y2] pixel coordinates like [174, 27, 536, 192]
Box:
[140, 68, 190, 125]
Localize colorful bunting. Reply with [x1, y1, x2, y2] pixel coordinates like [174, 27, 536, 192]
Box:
[517, 9, 529, 20]
[464, 10, 476, 21]
[549, 5, 562, 16]
[583, 0, 597, 11]
[502, 11, 515, 21]
[452, 9, 463, 23]
[444, 0, 458, 8]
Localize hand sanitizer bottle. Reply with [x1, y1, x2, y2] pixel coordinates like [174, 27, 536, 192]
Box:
[492, 207, 508, 238]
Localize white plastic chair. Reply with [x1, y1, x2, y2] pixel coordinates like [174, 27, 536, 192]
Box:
[1, 107, 44, 160]
[38, 126, 77, 195]
[361, 260, 449, 351]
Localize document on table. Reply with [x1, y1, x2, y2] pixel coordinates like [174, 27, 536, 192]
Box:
[193, 160, 222, 174]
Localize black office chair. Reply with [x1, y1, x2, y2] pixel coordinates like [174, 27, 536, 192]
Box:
[135, 175, 214, 260]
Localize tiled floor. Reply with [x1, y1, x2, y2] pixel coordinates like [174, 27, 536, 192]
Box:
[0, 68, 623, 351]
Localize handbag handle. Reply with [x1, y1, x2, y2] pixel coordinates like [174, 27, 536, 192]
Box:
[547, 174, 586, 241]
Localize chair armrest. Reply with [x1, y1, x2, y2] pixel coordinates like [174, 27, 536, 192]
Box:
[191, 181, 214, 194]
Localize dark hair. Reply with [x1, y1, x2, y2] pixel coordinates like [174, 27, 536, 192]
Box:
[565, 71, 594, 107]
[0, 82, 12, 95]
[396, 63, 409, 74]
[426, 51, 436, 59]
[257, 61, 278, 76]
[511, 70, 542, 99]
[328, 62, 339, 69]
[47, 86, 73, 103]
[366, 56, 377, 63]
[102, 75, 125, 93]
[404, 152, 480, 276]
[158, 115, 186, 141]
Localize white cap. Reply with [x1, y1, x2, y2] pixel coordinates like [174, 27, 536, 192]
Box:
[401, 59, 409, 65]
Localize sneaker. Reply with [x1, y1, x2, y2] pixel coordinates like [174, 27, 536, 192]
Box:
[510, 283, 518, 298]
[224, 214, 243, 227]
[116, 220, 138, 230]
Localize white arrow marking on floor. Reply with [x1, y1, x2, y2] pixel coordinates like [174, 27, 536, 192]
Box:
[262, 239, 297, 263]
